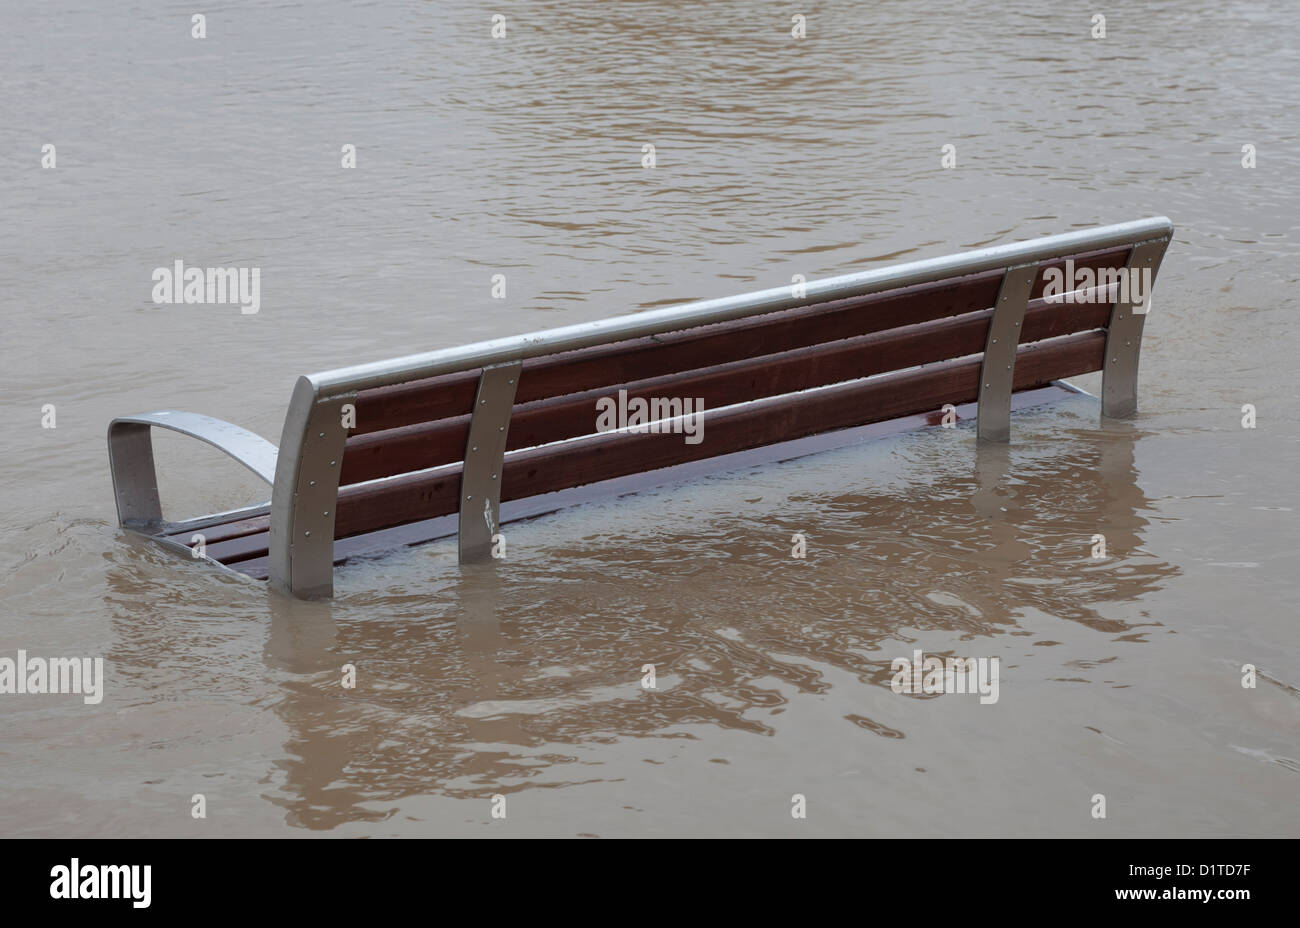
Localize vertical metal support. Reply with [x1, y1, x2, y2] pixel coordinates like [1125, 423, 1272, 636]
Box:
[458, 361, 521, 563]
[269, 377, 353, 599]
[1101, 237, 1170, 419]
[977, 263, 1038, 442]
[108, 423, 164, 529]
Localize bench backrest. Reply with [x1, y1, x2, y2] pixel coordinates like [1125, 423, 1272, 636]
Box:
[265, 217, 1173, 597]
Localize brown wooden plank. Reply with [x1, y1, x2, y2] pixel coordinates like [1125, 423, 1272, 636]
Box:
[205, 531, 276, 565]
[163, 514, 270, 545]
[350, 368, 480, 437]
[338, 295, 1113, 485]
[349, 247, 1129, 435]
[341, 417, 468, 485]
[496, 332, 1105, 504]
[330, 331, 1105, 539]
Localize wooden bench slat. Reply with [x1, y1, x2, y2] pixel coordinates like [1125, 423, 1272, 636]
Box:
[348, 247, 1129, 437]
[338, 294, 1115, 485]
[162, 514, 271, 545]
[204, 530, 277, 565]
[495, 331, 1105, 506]
[342, 294, 1119, 486]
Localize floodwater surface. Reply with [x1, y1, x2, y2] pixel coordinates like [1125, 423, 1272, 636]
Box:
[1, 0, 1297, 836]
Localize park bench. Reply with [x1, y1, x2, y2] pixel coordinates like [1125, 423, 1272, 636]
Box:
[108, 216, 1173, 598]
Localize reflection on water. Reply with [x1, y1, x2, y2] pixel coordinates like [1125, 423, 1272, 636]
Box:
[233, 415, 1176, 830]
[2, 0, 1298, 836]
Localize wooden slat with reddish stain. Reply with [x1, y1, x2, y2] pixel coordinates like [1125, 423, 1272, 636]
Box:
[163, 514, 270, 546]
[495, 332, 1104, 505]
[204, 531, 277, 565]
[338, 296, 1113, 485]
[347, 247, 1129, 436]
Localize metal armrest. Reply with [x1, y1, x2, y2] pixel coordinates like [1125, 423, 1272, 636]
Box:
[108, 411, 278, 530]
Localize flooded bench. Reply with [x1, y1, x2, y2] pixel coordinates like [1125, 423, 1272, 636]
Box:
[108, 216, 1173, 598]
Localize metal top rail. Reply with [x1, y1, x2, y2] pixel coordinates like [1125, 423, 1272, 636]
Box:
[309, 216, 1174, 397]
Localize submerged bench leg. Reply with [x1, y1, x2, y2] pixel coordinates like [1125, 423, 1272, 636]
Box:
[977, 263, 1038, 443]
[1102, 238, 1170, 419]
[458, 362, 521, 563]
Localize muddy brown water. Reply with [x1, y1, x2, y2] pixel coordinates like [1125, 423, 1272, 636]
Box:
[1, 1, 1296, 836]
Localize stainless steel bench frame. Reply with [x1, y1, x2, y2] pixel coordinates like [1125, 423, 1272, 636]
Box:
[109, 216, 1174, 598]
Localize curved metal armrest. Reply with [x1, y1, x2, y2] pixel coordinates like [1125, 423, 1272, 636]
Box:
[108, 411, 279, 530]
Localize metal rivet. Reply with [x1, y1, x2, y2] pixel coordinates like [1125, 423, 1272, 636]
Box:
[984, 383, 990, 388]
[319, 432, 324, 438]
[309, 480, 316, 487]
[329, 460, 336, 466]
[508, 379, 515, 385]
[472, 445, 478, 452]
[992, 338, 998, 344]
[323, 511, 329, 517]
[304, 530, 311, 537]
[466, 494, 472, 500]
[491, 474, 497, 480]
[480, 399, 487, 406]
